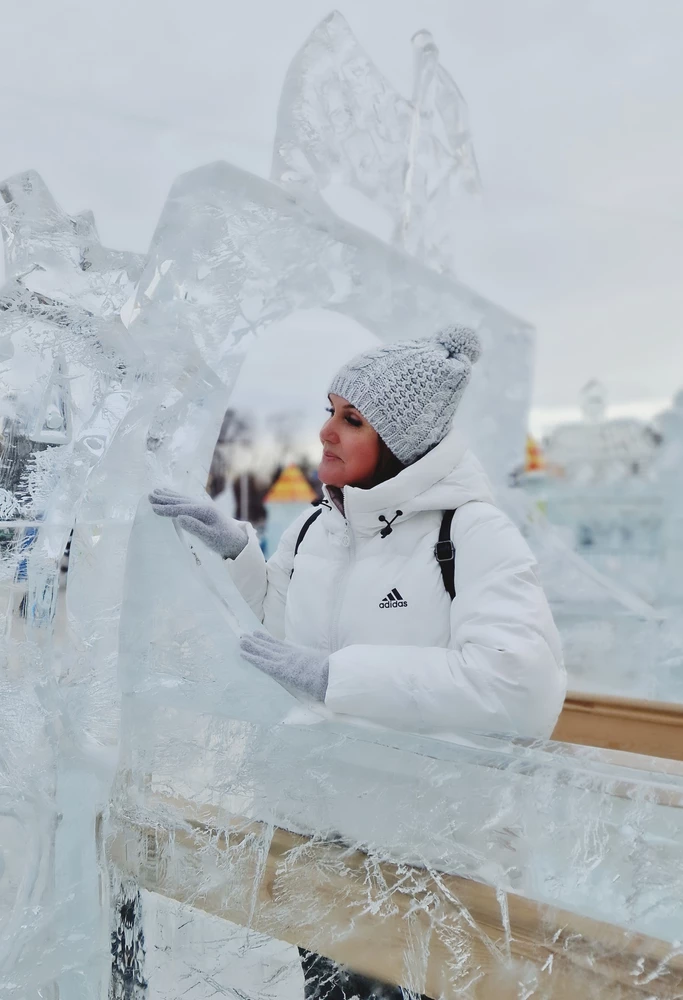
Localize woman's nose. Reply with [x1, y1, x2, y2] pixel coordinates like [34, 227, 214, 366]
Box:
[320, 419, 339, 445]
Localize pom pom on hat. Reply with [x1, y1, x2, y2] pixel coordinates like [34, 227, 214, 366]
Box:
[435, 325, 482, 364]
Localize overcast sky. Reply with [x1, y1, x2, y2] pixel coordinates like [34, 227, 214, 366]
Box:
[2, 0, 682, 437]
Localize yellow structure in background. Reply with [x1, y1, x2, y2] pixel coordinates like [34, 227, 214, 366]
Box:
[264, 464, 317, 504]
[524, 435, 545, 473]
[264, 465, 318, 556]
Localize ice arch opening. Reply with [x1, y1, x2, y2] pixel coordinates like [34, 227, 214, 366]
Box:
[125, 159, 533, 497]
[226, 308, 379, 478]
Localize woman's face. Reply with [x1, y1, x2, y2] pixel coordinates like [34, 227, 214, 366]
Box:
[318, 393, 381, 488]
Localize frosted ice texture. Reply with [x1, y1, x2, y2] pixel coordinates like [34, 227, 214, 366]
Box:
[0, 17, 682, 1000]
[0, 171, 145, 995]
[272, 12, 480, 274]
[118, 489, 683, 939]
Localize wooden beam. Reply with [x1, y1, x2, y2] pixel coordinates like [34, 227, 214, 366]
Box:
[553, 692, 683, 761]
[107, 803, 683, 999]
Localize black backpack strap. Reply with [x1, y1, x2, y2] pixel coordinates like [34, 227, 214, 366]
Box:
[290, 507, 323, 578]
[434, 509, 456, 600]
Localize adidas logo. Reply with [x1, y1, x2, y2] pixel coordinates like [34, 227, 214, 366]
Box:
[379, 588, 408, 609]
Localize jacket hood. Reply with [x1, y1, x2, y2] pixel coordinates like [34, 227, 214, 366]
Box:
[323, 427, 495, 534]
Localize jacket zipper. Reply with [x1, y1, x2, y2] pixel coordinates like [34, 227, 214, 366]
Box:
[329, 517, 354, 654]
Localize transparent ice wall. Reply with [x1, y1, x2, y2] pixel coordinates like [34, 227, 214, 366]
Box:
[0, 171, 144, 995]
[107, 506, 683, 996]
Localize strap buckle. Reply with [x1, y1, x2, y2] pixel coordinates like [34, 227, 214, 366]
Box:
[434, 540, 455, 563]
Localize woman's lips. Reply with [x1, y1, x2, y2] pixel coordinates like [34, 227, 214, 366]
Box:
[322, 451, 341, 461]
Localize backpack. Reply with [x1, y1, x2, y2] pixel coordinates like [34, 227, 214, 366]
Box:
[290, 505, 456, 601]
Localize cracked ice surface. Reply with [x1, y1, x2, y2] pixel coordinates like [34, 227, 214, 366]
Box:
[0, 171, 144, 994]
[112, 526, 683, 993]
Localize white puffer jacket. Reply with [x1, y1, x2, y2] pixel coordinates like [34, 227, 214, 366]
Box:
[229, 428, 566, 740]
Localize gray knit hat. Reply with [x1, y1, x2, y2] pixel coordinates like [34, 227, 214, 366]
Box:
[328, 326, 481, 465]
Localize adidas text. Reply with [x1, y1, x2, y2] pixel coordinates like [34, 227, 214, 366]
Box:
[379, 588, 407, 609]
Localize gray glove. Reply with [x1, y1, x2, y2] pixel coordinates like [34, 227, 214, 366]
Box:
[149, 487, 248, 559]
[239, 631, 329, 702]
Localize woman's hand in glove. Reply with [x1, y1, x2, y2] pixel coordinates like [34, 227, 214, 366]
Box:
[239, 631, 329, 703]
[149, 488, 248, 560]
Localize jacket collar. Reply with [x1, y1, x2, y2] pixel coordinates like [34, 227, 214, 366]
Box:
[321, 428, 494, 538]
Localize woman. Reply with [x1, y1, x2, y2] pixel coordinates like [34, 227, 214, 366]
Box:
[150, 326, 565, 1000]
[151, 325, 565, 740]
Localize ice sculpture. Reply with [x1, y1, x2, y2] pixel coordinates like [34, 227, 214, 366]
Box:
[655, 391, 683, 604]
[0, 171, 144, 995]
[106, 156, 683, 994]
[124, 159, 531, 486]
[0, 11, 682, 1000]
[272, 11, 480, 274]
[110, 613, 683, 996]
[519, 500, 665, 698]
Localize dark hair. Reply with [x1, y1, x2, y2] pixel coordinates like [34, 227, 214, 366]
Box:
[368, 438, 405, 487]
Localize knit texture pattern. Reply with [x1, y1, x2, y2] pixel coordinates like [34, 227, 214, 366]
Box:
[328, 326, 482, 464]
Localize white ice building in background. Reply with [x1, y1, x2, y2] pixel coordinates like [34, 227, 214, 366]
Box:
[542, 380, 660, 485]
[518, 381, 664, 602]
[653, 390, 683, 605]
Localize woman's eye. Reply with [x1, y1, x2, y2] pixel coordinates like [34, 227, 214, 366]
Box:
[325, 407, 334, 416]
[345, 415, 362, 427]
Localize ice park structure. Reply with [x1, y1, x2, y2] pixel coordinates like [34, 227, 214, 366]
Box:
[0, 12, 682, 1000]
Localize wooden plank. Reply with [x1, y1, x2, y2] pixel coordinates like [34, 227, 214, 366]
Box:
[107, 804, 683, 1000]
[553, 691, 683, 761]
